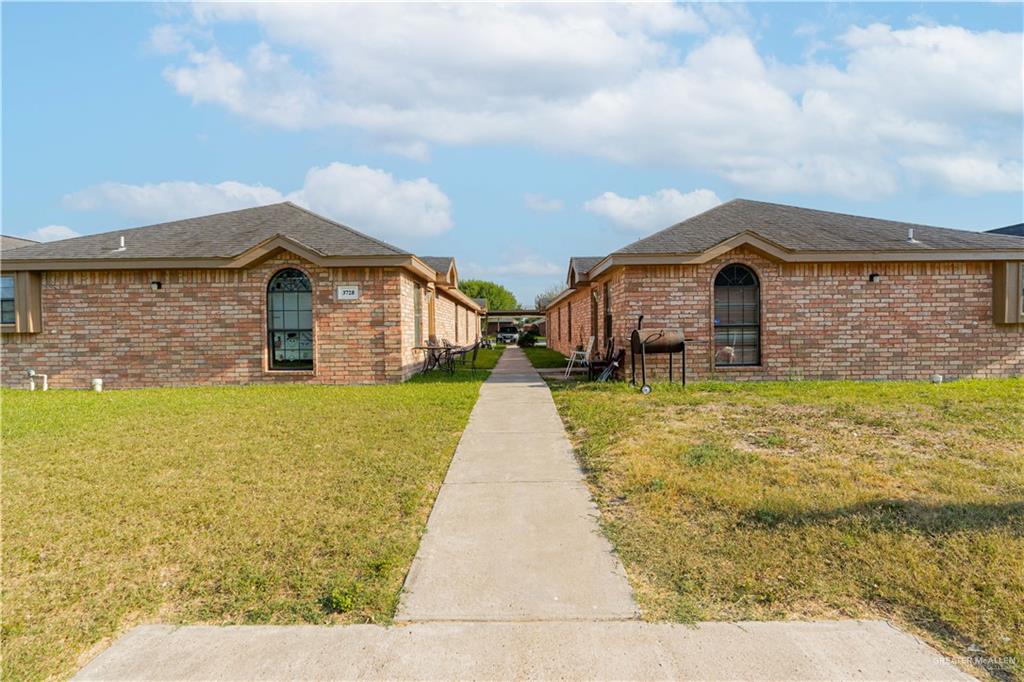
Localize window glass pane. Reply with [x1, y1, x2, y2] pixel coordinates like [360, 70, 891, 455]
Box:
[0, 276, 14, 299]
[1, 300, 14, 324]
[267, 268, 313, 369]
[713, 264, 759, 366]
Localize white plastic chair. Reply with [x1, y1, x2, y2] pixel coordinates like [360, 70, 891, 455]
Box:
[564, 336, 595, 379]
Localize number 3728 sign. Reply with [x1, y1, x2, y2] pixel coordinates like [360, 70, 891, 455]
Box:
[336, 285, 360, 300]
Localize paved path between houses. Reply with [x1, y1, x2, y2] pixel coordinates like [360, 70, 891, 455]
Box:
[76, 348, 970, 681]
[395, 346, 638, 621]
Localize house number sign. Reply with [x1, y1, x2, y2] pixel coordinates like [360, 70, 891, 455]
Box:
[336, 285, 360, 300]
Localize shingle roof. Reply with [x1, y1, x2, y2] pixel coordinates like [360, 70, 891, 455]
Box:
[1, 235, 38, 251]
[569, 256, 602, 274]
[421, 256, 455, 275]
[3, 203, 408, 261]
[614, 199, 1024, 255]
[987, 223, 1024, 237]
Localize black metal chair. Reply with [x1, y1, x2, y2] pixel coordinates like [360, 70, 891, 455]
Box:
[450, 341, 481, 374]
[587, 339, 615, 380]
[594, 349, 625, 382]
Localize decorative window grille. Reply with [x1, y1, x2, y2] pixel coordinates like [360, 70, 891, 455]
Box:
[713, 264, 760, 366]
[267, 268, 313, 370]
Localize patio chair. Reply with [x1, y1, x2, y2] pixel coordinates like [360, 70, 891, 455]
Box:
[440, 339, 456, 374]
[450, 341, 480, 372]
[594, 348, 625, 382]
[587, 339, 614, 380]
[564, 336, 595, 379]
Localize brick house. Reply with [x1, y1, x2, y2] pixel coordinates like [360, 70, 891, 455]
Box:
[0, 203, 482, 388]
[547, 200, 1024, 381]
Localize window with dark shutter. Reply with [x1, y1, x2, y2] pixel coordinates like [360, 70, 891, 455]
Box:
[0, 276, 14, 325]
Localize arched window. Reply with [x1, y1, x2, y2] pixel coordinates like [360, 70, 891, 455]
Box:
[267, 268, 313, 370]
[713, 264, 760, 366]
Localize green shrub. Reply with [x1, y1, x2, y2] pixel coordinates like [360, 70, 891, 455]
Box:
[518, 330, 539, 348]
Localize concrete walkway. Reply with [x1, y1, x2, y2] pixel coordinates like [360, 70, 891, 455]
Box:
[76, 348, 970, 681]
[396, 348, 638, 621]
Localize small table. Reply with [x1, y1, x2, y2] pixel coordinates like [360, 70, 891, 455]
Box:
[414, 345, 450, 372]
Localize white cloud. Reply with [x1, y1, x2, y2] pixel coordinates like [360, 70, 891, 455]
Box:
[20, 225, 81, 242]
[155, 8, 1022, 198]
[901, 155, 1024, 195]
[523, 193, 564, 212]
[147, 23, 197, 55]
[287, 163, 452, 238]
[585, 188, 722, 232]
[63, 163, 453, 239]
[64, 181, 284, 221]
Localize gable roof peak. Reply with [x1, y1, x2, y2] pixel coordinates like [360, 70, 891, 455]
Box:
[613, 198, 1024, 256]
[276, 202, 409, 255]
[2, 202, 410, 262]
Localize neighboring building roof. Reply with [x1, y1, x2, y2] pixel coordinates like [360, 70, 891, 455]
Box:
[569, 256, 602, 274]
[1, 235, 38, 251]
[471, 297, 488, 310]
[3, 202, 408, 262]
[566, 256, 603, 287]
[420, 256, 455, 275]
[987, 223, 1024, 236]
[615, 199, 1024, 255]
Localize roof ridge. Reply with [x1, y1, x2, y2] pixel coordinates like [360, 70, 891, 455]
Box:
[613, 199, 737, 254]
[730, 198, 967, 232]
[15, 202, 293, 247]
[281, 202, 409, 255]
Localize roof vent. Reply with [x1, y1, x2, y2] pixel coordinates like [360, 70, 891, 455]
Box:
[115, 236, 126, 252]
[907, 228, 920, 244]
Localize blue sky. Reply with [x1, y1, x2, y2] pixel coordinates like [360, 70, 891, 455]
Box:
[3, 2, 1022, 304]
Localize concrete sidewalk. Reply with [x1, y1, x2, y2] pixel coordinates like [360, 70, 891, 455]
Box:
[77, 621, 968, 681]
[75, 348, 970, 681]
[396, 347, 638, 621]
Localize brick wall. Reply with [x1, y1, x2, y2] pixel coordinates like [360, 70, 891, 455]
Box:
[433, 297, 479, 346]
[0, 253, 432, 388]
[546, 286, 596, 356]
[398, 272, 430, 380]
[548, 248, 1024, 381]
[434, 293, 457, 344]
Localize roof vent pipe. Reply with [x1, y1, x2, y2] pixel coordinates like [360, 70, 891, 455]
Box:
[907, 228, 919, 244]
[116, 236, 126, 252]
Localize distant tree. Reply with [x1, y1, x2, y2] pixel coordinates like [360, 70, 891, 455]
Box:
[459, 279, 519, 311]
[534, 283, 565, 310]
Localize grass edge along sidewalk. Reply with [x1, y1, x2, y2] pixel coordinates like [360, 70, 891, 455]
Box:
[522, 346, 568, 369]
[549, 377, 1023, 681]
[1, 347, 502, 680]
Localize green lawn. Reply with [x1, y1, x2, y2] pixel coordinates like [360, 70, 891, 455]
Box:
[550, 378, 1023, 679]
[523, 347, 568, 368]
[1, 348, 501, 680]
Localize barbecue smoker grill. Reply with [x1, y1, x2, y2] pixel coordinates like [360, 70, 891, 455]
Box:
[630, 315, 686, 394]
